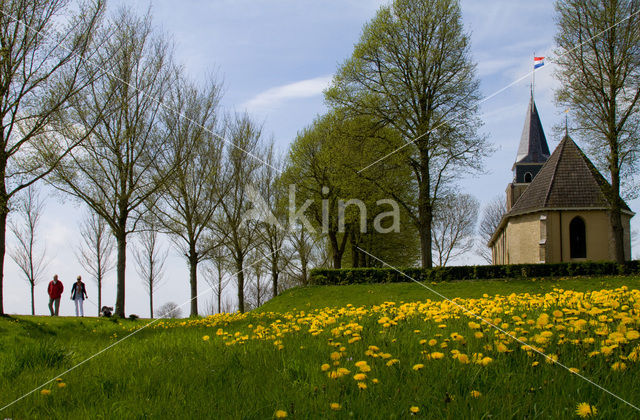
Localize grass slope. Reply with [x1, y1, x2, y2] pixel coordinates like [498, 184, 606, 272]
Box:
[0, 276, 639, 419]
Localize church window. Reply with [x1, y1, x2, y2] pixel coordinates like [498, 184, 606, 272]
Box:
[524, 172, 533, 183]
[569, 217, 586, 258]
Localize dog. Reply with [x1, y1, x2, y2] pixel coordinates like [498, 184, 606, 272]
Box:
[99, 306, 113, 317]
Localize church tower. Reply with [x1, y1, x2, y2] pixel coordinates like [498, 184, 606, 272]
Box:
[506, 95, 550, 210]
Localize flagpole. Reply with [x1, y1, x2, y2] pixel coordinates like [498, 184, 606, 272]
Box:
[532, 51, 535, 101]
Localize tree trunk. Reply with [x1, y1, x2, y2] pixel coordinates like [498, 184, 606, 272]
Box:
[188, 242, 199, 317]
[418, 151, 433, 268]
[115, 228, 127, 318]
[30, 282, 35, 316]
[0, 188, 7, 316]
[217, 272, 222, 314]
[608, 127, 625, 263]
[149, 281, 153, 319]
[271, 258, 278, 299]
[236, 257, 245, 313]
[97, 276, 102, 317]
[300, 254, 307, 286]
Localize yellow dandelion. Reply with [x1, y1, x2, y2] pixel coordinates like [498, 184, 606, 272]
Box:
[611, 362, 627, 371]
[357, 382, 367, 390]
[202, 335, 210, 341]
[474, 331, 484, 339]
[321, 363, 330, 371]
[386, 359, 399, 366]
[274, 410, 288, 418]
[330, 351, 341, 361]
[353, 373, 366, 381]
[40, 389, 51, 396]
[470, 390, 482, 398]
[412, 364, 424, 371]
[330, 402, 341, 411]
[457, 354, 470, 364]
[575, 402, 597, 418]
[57, 382, 66, 388]
[428, 339, 437, 346]
[409, 406, 420, 414]
[372, 378, 379, 384]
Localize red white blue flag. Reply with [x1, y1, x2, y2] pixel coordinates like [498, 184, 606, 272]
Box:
[534, 56, 545, 69]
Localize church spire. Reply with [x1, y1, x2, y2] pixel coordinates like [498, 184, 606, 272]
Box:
[512, 94, 551, 183]
[515, 94, 550, 164]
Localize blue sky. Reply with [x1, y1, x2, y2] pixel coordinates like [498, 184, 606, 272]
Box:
[3, 0, 638, 316]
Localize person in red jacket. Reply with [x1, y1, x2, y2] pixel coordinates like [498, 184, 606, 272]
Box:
[47, 275, 64, 316]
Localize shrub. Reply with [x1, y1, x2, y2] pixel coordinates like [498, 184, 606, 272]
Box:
[309, 260, 640, 286]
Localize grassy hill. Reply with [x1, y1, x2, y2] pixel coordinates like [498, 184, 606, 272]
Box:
[1, 275, 639, 418]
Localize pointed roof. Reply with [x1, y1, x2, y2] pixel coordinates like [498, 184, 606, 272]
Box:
[514, 96, 551, 164]
[489, 135, 634, 246]
[508, 135, 632, 216]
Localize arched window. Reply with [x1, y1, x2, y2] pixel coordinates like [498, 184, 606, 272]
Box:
[524, 172, 533, 183]
[569, 216, 586, 258]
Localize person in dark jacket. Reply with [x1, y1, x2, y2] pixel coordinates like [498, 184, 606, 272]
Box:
[71, 276, 88, 317]
[47, 275, 64, 316]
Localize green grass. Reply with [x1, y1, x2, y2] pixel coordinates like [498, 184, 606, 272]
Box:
[0, 275, 639, 419]
[258, 275, 640, 313]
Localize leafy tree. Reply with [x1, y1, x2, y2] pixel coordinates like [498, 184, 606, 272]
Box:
[554, 0, 640, 262]
[76, 210, 115, 315]
[0, 0, 103, 315]
[326, 0, 487, 268]
[50, 9, 174, 317]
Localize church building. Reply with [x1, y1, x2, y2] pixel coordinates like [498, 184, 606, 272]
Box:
[488, 97, 634, 264]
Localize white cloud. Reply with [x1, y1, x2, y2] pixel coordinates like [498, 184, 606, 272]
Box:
[242, 75, 333, 111]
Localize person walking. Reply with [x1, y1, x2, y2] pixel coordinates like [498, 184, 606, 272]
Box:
[47, 275, 64, 316]
[71, 276, 88, 317]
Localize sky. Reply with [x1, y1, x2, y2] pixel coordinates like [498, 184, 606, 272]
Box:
[3, 0, 639, 316]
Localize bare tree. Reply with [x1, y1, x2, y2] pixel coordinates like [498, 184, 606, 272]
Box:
[76, 210, 114, 315]
[156, 301, 181, 319]
[212, 114, 265, 313]
[9, 186, 47, 315]
[287, 224, 320, 286]
[50, 8, 174, 317]
[476, 196, 507, 263]
[202, 247, 230, 314]
[555, 0, 640, 262]
[0, 0, 104, 315]
[245, 255, 269, 310]
[152, 74, 224, 317]
[133, 225, 168, 318]
[255, 143, 290, 298]
[431, 193, 479, 266]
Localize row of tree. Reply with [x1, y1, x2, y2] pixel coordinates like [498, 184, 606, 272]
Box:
[1, 0, 638, 317]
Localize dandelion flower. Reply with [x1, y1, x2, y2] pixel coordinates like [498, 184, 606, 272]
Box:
[611, 362, 627, 371]
[353, 373, 366, 381]
[372, 378, 379, 384]
[428, 339, 437, 346]
[409, 406, 420, 414]
[575, 402, 597, 418]
[330, 352, 341, 361]
[412, 364, 424, 371]
[274, 410, 288, 418]
[470, 390, 482, 398]
[57, 382, 66, 388]
[202, 335, 210, 341]
[40, 389, 51, 396]
[321, 363, 330, 371]
[330, 402, 341, 411]
[357, 382, 367, 390]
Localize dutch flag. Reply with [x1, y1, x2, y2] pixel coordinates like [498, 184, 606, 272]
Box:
[534, 56, 545, 69]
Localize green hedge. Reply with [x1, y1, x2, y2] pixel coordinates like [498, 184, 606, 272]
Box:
[309, 260, 640, 285]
